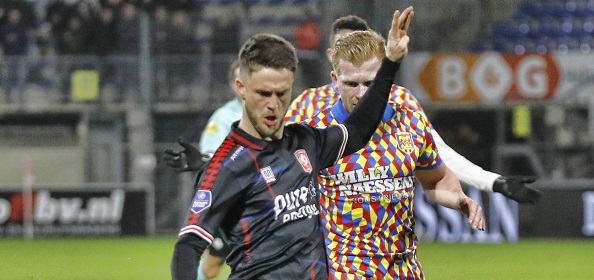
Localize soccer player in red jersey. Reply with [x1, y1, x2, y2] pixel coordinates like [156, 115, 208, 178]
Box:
[304, 22, 485, 279]
[170, 8, 429, 280]
[284, 15, 541, 204]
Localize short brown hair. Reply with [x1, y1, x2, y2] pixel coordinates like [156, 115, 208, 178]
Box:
[329, 15, 370, 49]
[331, 30, 385, 76]
[331, 15, 370, 34]
[238, 34, 298, 79]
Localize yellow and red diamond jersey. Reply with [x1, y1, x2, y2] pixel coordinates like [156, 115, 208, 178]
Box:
[304, 99, 442, 280]
[285, 83, 428, 126]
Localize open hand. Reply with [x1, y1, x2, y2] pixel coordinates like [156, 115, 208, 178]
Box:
[385, 6, 414, 62]
[458, 196, 485, 231]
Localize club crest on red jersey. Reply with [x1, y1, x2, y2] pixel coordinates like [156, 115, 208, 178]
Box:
[294, 149, 312, 173]
[397, 132, 414, 154]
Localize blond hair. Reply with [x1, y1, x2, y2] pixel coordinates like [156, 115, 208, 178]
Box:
[331, 30, 385, 75]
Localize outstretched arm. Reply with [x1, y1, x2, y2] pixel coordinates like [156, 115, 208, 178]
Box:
[432, 130, 541, 203]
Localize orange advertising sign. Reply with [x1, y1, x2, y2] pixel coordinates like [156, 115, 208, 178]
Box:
[417, 53, 561, 102]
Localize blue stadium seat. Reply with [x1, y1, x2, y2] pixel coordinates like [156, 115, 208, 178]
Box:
[560, 16, 576, 37]
[514, 37, 537, 54]
[541, 0, 565, 18]
[577, 0, 594, 16]
[557, 36, 580, 50]
[517, 0, 541, 17]
[539, 17, 559, 37]
[493, 21, 522, 39]
[582, 16, 594, 34]
[535, 37, 557, 53]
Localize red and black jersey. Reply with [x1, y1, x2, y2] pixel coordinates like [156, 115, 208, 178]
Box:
[171, 58, 401, 280]
[183, 122, 348, 279]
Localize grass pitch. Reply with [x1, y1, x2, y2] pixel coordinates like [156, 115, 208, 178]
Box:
[1, 236, 592, 279]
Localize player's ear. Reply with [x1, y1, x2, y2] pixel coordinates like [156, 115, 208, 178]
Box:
[236, 78, 246, 100]
[331, 71, 338, 86]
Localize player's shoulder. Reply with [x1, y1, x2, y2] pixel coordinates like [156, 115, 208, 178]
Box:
[389, 84, 415, 100]
[206, 136, 259, 176]
[388, 103, 431, 132]
[389, 84, 424, 112]
[285, 122, 314, 134]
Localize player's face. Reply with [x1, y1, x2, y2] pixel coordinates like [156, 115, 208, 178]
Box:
[331, 57, 381, 113]
[237, 66, 294, 140]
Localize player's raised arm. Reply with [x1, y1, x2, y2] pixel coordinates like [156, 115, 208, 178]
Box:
[341, 7, 413, 155]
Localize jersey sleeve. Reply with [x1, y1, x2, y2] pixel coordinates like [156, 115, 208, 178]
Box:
[199, 111, 232, 154]
[416, 113, 443, 170]
[180, 166, 244, 243]
[431, 130, 500, 191]
[313, 124, 350, 169]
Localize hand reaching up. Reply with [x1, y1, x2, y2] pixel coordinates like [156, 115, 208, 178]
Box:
[385, 6, 414, 63]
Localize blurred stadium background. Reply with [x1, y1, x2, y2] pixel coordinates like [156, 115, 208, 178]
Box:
[1, 0, 594, 278]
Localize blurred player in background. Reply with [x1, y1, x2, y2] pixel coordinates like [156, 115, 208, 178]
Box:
[284, 14, 541, 204]
[164, 60, 241, 279]
[171, 12, 413, 278]
[198, 60, 242, 158]
[164, 59, 242, 172]
[305, 11, 486, 277]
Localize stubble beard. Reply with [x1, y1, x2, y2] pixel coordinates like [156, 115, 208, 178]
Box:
[247, 109, 281, 140]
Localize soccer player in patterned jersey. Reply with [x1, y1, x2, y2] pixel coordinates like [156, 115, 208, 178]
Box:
[284, 15, 541, 204]
[170, 7, 426, 279]
[305, 25, 485, 279]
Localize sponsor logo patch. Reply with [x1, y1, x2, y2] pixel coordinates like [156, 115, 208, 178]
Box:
[294, 149, 312, 173]
[261, 166, 276, 183]
[191, 190, 212, 214]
